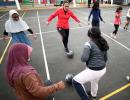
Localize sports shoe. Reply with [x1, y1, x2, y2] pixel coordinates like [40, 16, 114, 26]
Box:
[113, 35, 117, 39]
[124, 27, 126, 30]
[124, 26, 128, 30]
[110, 33, 113, 37]
[126, 75, 130, 81]
[28, 58, 31, 61]
[87, 91, 97, 100]
[65, 48, 69, 53]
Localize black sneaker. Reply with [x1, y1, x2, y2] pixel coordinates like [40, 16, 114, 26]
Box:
[124, 27, 126, 30]
[124, 27, 128, 30]
[65, 48, 69, 53]
[87, 91, 97, 100]
[126, 27, 128, 30]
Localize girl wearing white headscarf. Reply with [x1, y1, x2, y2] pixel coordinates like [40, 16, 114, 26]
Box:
[3, 9, 36, 46]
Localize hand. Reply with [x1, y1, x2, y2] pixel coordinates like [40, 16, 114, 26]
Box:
[102, 20, 105, 23]
[46, 21, 50, 26]
[56, 81, 65, 90]
[78, 23, 82, 27]
[29, 33, 37, 40]
[3, 36, 9, 42]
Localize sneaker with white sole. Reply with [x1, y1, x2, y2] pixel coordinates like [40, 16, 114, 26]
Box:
[28, 58, 31, 61]
[110, 33, 113, 37]
[124, 26, 128, 30]
[87, 91, 97, 100]
[65, 48, 69, 53]
[67, 50, 73, 55]
[126, 75, 130, 81]
[113, 35, 117, 39]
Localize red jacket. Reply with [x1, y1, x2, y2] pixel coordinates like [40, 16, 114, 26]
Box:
[48, 8, 80, 29]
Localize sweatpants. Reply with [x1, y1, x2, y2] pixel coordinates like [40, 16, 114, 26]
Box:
[73, 67, 106, 99]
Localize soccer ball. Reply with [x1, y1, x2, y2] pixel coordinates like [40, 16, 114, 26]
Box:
[65, 73, 74, 84]
[66, 51, 74, 58]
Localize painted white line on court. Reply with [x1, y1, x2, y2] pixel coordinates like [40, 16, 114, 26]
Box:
[0, 26, 89, 40]
[0, 38, 12, 64]
[105, 21, 130, 33]
[37, 10, 51, 80]
[22, 12, 26, 17]
[0, 19, 7, 22]
[0, 12, 8, 19]
[74, 9, 130, 51]
[102, 32, 130, 51]
[18, 15, 49, 20]
[43, 26, 89, 34]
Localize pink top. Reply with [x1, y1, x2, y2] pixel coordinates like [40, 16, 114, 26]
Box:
[114, 12, 121, 25]
[48, 8, 80, 29]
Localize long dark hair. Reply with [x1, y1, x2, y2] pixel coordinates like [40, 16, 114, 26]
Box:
[92, 2, 99, 9]
[116, 6, 123, 12]
[63, 0, 69, 5]
[88, 27, 109, 51]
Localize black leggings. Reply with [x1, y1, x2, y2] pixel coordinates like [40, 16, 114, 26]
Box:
[57, 27, 69, 49]
[113, 24, 119, 35]
[92, 20, 100, 27]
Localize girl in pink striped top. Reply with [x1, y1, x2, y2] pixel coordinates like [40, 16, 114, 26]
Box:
[111, 7, 123, 39]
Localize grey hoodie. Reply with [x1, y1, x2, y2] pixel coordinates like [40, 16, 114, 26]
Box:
[81, 41, 107, 69]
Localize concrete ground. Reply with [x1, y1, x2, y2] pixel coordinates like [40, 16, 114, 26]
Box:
[0, 5, 130, 100]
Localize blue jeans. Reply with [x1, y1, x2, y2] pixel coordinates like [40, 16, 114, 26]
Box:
[11, 31, 31, 46]
[72, 79, 89, 100]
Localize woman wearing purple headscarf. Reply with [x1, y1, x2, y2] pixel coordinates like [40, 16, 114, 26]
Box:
[5, 43, 65, 100]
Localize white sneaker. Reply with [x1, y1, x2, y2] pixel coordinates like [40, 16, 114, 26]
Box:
[113, 35, 117, 39]
[126, 75, 130, 81]
[110, 33, 113, 37]
[28, 58, 31, 61]
[66, 50, 72, 55]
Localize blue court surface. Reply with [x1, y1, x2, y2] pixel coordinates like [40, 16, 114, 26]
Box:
[0, 6, 130, 100]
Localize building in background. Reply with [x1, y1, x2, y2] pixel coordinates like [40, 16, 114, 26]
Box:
[0, 0, 130, 7]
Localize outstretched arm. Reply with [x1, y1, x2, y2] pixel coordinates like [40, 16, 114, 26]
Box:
[27, 28, 37, 39]
[47, 9, 59, 24]
[99, 10, 103, 21]
[70, 11, 80, 23]
[88, 10, 92, 21]
[23, 73, 65, 98]
[3, 30, 8, 36]
[3, 30, 9, 41]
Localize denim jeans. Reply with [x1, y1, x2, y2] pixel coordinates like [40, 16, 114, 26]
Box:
[72, 79, 89, 100]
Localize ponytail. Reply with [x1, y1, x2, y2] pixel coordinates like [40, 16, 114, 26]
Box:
[88, 27, 109, 51]
[95, 36, 109, 51]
